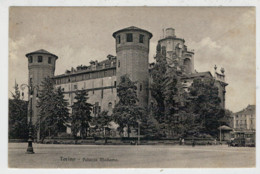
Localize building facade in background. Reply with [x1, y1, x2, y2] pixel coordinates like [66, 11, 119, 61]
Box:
[231, 105, 256, 139]
[25, 26, 228, 135]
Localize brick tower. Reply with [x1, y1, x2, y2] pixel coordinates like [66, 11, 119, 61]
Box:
[113, 26, 153, 108]
[25, 49, 58, 131]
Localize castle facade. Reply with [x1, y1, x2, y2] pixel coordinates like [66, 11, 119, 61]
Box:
[25, 26, 228, 135]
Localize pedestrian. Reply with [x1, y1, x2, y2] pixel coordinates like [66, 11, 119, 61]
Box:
[182, 138, 185, 145]
[214, 139, 217, 145]
[179, 138, 182, 145]
[192, 139, 195, 147]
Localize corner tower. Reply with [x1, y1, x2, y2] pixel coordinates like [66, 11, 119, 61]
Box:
[25, 49, 58, 125]
[113, 26, 153, 108]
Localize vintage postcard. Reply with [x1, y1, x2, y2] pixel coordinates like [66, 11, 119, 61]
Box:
[7, 6, 256, 169]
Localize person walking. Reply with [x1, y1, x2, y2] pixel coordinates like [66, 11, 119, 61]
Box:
[192, 139, 195, 147]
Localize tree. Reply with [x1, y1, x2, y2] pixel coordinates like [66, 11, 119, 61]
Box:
[37, 77, 70, 141]
[9, 82, 28, 139]
[71, 89, 93, 140]
[52, 87, 70, 133]
[112, 75, 145, 137]
[92, 111, 112, 132]
[163, 55, 189, 137]
[187, 77, 227, 137]
[150, 42, 167, 123]
[92, 111, 112, 143]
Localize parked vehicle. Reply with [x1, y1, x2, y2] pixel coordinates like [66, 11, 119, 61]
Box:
[229, 137, 255, 147]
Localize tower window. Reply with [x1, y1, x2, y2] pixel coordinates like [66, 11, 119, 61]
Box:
[139, 34, 144, 43]
[29, 56, 33, 63]
[140, 84, 142, 91]
[38, 56, 43, 63]
[114, 81, 116, 87]
[126, 33, 133, 42]
[48, 57, 52, 64]
[118, 60, 120, 68]
[117, 35, 121, 44]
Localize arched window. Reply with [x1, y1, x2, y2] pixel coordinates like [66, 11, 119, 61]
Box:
[108, 102, 112, 108]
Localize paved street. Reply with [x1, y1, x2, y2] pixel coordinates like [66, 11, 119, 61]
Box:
[8, 143, 255, 168]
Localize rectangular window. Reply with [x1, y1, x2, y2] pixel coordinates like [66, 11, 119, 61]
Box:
[29, 56, 33, 63]
[74, 84, 77, 90]
[48, 57, 52, 64]
[38, 56, 43, 63]
[140, 84, 142, 91]
[118, 60, 120, 68]
[126, 33, 133, 42]
[139, 34, 144, 43]
[114, 81, 116, 87]
[117, 35, 121, 44]
[101, 90, 103, 99]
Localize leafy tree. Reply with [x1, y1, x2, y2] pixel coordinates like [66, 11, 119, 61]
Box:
[112, 75, 145, 137]
[187, 77, 227, 136]
[9, 83, 28, 139]
[71, 89, 93, 140]
[37, 77, 69, 141]
[163, 55, 189, 137]
[92, 111, 112, 143]
[92, 111, 112, 132]
[140, 113, 161, 138]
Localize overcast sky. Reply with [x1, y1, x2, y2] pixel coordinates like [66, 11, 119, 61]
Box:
[9, 7, 255, 112]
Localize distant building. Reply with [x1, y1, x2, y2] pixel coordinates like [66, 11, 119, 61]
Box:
[24, 26, 228, 137]
[231, 105, 256, 138]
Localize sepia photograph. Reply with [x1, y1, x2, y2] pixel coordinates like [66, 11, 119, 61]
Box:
[7, 6, 256, 169]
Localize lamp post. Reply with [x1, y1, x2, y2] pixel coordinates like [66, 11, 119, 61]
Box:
[21, 81, 39, 154]
[137, 120, 141, 145]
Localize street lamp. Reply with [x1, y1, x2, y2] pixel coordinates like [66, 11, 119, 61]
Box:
[137, 120, 141, 145]
[21, 81, 39, 154]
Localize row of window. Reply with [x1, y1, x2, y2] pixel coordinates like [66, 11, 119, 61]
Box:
[235, 114, 254, 118]
[117, 33, 144, 44]
[55, 69, 116, 84]
[235, 119, 254, 126]
[28, 56, 52, 64]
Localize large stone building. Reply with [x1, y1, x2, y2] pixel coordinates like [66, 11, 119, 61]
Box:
[25, 26, 228, 136]
[231, 105, 256, 139]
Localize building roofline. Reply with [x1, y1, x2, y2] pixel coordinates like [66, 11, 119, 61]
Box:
[25, 49, 58, 59]
[53, 66, 116, 79]
[112, 26, 153, 39]
[158, 36, 185, 43]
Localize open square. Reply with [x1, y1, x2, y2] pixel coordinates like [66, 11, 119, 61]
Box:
[8, 143, 255, 168]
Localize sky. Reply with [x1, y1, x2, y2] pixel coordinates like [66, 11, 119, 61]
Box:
[8, 7, 255, 112]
